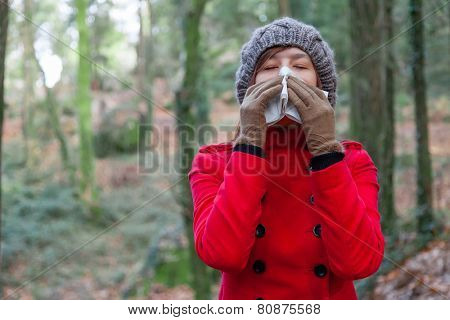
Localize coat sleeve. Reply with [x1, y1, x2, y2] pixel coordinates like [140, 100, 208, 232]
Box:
[309, 147, 385, 280]
[188, 149, 269, 273]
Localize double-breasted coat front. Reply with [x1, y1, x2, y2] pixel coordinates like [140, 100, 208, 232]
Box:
[188, 125, 385, 299]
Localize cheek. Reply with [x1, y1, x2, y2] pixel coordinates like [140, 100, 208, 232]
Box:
[255, 71, 277, 84]
[291, 69, 318, 87]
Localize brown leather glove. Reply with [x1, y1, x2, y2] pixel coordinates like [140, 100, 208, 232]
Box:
[233, 75, 283, 148]
[287, 76, 343, 156]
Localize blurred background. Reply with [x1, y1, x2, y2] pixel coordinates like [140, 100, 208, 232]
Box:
[0, 0, 448, 299]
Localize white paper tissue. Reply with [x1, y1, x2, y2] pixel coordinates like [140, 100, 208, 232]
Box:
[265, 66, 329, 126]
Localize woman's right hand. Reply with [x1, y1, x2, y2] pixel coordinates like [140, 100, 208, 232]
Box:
[233, 75, 283, 148]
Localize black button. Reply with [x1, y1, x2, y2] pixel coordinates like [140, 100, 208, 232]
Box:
[314, 264, 327, 278]
[253, 260, 266, 273]
[256, 297, 264, 300]
[313, 224, 322, 238]
[309, 194, 315, 204]
[255, 224, 266, 238]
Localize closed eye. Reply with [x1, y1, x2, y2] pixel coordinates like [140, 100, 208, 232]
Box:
[294, 65, 307, 69]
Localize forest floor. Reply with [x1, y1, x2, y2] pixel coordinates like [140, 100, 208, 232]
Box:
[2, 84, 449, 299]
[373, 239, 449, 299]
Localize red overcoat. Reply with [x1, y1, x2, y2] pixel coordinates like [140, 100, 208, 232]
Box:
[188, 125, 385, 299]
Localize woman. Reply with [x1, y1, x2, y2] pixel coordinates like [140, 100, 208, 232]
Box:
[188, 17, 385, 300]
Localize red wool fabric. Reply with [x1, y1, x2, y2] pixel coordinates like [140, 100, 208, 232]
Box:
[188, 125, 385, 300]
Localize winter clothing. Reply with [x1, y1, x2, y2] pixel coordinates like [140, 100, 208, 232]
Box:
[287, 76, 344, 156]
[235, 17, 338, 108]
[233, 75, 283, 148]
[188, 125, 385, 299]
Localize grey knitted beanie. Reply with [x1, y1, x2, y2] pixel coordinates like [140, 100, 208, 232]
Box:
[235, 17, 338, 108]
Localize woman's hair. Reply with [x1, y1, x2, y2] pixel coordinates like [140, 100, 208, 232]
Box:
[231, 46, 287, 142]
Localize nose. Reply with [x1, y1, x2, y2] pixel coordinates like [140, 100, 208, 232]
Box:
[279, 66, 293, 77]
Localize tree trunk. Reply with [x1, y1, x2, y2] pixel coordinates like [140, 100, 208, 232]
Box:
[175, 0, 212, 300]
[136, 0, 146, 98]
[278, 0, 291, 16]
[23, 3, 74, 184]
[34, 57, 75, 185]
[0, 0, 10, 299]
[75, 0, 98, 214]
[380, 0, 397, 240]
[21, 0, 36, 167]
[349, 0, 391, 245]
[349, 0, 385, 169]
[137, 0, 154, 156]
[145, 0, 154, 127]
[195, 69, 210, 145]
[409, 0, 435, 237]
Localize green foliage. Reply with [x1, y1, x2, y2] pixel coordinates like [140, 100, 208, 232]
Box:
[396, 92, 413, 109]
[395, 153, 415, 169]
[154, 248, 190, 287]
[204, 60, 239, 100]
[2, 182, 86, 267]
[94, 119, 139, 158]
[93, 103, 141, 158]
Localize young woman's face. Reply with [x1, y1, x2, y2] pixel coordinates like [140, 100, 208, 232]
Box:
[254, 47, 318, 87]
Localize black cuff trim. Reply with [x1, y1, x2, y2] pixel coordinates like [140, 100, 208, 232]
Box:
[310, 151, 345, 171]
[232, 143, 265, 158]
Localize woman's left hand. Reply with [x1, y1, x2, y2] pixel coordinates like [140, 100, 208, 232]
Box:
[287, 76, 343, 156]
